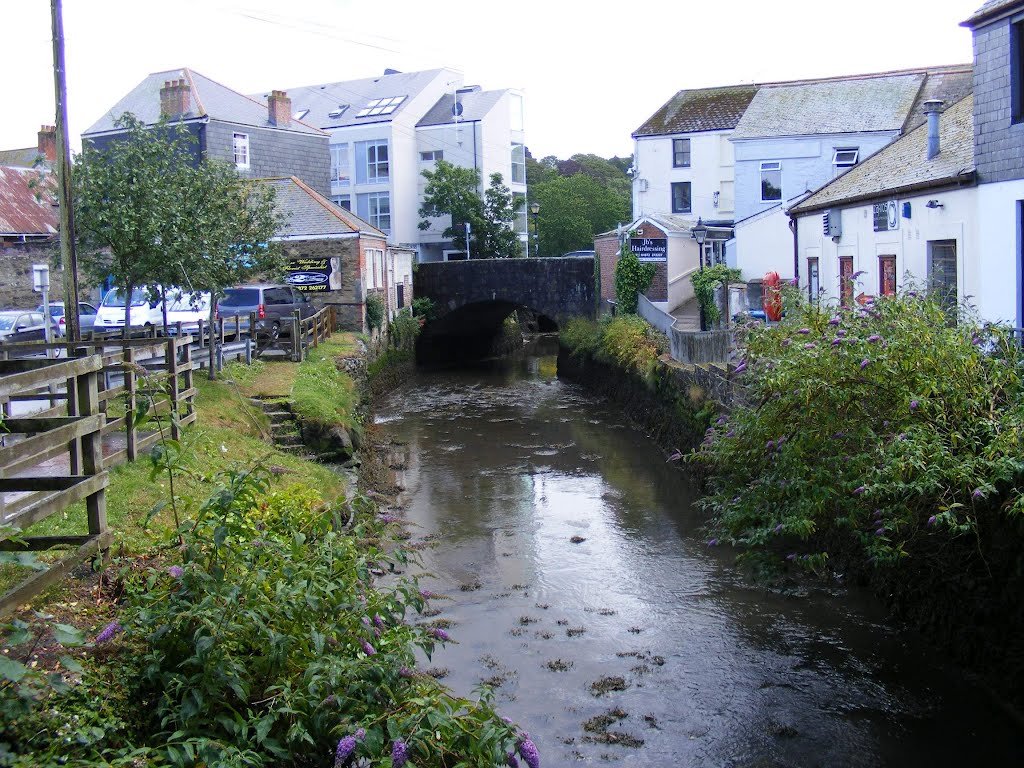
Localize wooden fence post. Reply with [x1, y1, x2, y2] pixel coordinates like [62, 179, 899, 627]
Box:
[292, 310, 301, 362]
[166, 337, 180, 440]
[124, 347, 137, 462]
[75, 350, 107, 537]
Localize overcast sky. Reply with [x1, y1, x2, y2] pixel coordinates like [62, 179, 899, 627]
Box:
[4, 0, 983, 161]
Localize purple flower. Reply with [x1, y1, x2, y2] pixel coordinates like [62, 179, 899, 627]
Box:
[766, 440, 775, 451]
[972, 335, 982, 346]
[927, 515, 936, 526]
[875, 528, 886, 536]
[399, 666, 414, 678]
[910, 400, 919, 411]
[733, 361, 747, 374]
[419, 589, 436, 600]
[361, 640, 376, 656]
[873, 509, 883, 519]
[797, 328, 811, 335]
[168, 565, 183, 578]
[507, 752, 521, 767]
[782, 338, 792, 347]
[786, 553, 797, 561]
[972, 488, 984, 500]
[860, 358, 870, 370]
[804, 343, 816, 349]
[335, 735, 358, 765]
[95, 621, 122, 645]
[726, 430, 735, 438]
[361, 616, 371, 627]
[828, 317, 841, 326]
[374, 614, 384, 628]
[853, 486, 866, 495]
[789, 278, 799, 286]
[708, 538, 718, 547]
[836, 328, 847, 337]
[392, 739, 408, 768]
[852, 270, 867, 280]
[518, 738, 540, 768]
[774, 524, 783, 534]
[716, 417, 726, 425]
[377, 513, 399, 523]
[868, 334, 882, 343]
[831, 338, 843, 347]
[355, 729, 365, 741]
[429, 628, 451, 642]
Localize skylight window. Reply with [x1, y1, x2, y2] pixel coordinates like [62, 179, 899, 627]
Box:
[294, 109, 309, 121]
[327, 105, 349, 118]
[355, 96, 406, 117]
[832, 148, 859, 168]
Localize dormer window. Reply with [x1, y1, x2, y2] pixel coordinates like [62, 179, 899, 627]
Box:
[833, 148, 859, 169]
[356, 96, 406, 117]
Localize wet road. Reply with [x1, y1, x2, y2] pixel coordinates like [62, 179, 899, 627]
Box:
[374, 348, 1023, 767]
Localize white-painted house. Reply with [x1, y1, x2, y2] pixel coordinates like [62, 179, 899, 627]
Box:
[789, 96, 978, 313]
[261, 68, 526, 263]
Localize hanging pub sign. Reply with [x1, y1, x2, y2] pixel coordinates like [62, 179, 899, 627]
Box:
[287, 256, 332, 292]
[872, 200, 899, 232]
[630, 237, 668, 262]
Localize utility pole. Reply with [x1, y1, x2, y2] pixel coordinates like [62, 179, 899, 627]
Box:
[51, 0, 82, 341]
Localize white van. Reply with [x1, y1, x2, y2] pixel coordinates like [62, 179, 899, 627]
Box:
[95, 287, 163, 330]
[165, 290, 212, 335]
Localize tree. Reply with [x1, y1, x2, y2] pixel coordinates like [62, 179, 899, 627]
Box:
[614, 238, 655, 314]
[418, 160, 522, 258]
[531, 174, 631, 256]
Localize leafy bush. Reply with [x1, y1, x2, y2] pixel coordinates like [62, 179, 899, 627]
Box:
[693, 291, 1024, 569]
[691, 264, 742, 326]
[561, 316, 664, 381]
[365, 293, 385, 331]
[388, 308, 420, 352]
[412, 297, 437, 323]
[613, 238, 655, 314]
[560, 317, 603, 358]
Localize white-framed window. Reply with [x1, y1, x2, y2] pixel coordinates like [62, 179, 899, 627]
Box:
[233, 133, 250, 169]
[356, 140, 389, 183]
[513, 192, 527, 234]
[807, 257, 820, 303]
[671, 181, 691, 213]
[672, 138, 691, 168]
[364, 248, 384, 289]
[511, 143, 526, 184]
[760, 161, 782, 202]
[355, 96, 406, 118]
[420, 150, 443, 162]
[331, 144, 350, 185]
[357, 192, 391, 233]
[331, 195, 351, 211]
[832, 148, 859, 169]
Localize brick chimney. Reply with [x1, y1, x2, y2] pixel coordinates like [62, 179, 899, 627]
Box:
[268, 90, 291, 127]
[37, 125, 56, 162]
[159, 79, 191, 119]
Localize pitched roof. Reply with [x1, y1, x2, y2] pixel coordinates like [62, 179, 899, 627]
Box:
[902, 65, 974, 132]
[633, 85, 759, 137]
[259, 176, 384, 239]
[260, 68, 454, 130]
[962, 0, 1024, 27]
[790, 94, 975, 215]
[417, 89, 506, 127]
[83, 68, 325, 137]
[0, 165, 59, 237]
[732, 72, 925, 139]
[0, 147, 46, 169]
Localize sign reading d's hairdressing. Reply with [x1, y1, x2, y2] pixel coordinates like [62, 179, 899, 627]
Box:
[630, 237, 667, 262]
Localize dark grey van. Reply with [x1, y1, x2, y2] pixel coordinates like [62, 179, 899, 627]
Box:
[216, 284, 313, 334]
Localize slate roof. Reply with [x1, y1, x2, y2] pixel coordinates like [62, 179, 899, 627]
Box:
[962, 0, 1024, 27]
[417, 89, 506, 127]
[260, 69, 453, 130]
[633, 85, 759, 137]
[732, 73, 925, 139]
[83, 68, 325, 137]
[790, 95, 975, 215]
[0, 147, 46, 169]
[902, 65, 974, 132]
[259, 176, 384, 239]
[0, 165, 58, 237]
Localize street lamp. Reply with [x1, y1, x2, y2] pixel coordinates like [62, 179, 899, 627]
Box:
[530, 201, 540, 258]
[691, 216, 708, 332]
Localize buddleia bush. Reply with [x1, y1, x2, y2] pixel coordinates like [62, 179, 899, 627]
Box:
[693, 289, 1024, 570]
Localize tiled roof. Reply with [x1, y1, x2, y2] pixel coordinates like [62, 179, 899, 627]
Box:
[417, 89, 506, 127]
[0, 166, 58, 237]
[633, 85, 759, 137]
[0, 147, 46, 169]
[83, 68, 325, 136]
[902, 66, 974, 132]
[262, 69, 453, 130]
[962, 0, 1024, 27]
[260, 176, 384, 239]
[790, 95, 975, 215]
[732, 73, 925, 139]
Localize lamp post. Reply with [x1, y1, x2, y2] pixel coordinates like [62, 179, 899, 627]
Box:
[691, 216, 708, 332]
[530, 201, 540, 257]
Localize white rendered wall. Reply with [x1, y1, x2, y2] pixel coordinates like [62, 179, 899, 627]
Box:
[734, 206, 795, 282]
[632, 129, 735, 220]
[976, 180, 1024, 327]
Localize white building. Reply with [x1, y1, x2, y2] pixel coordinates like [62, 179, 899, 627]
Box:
[261, 68, 526, 262]
[789, 96, 978, 314]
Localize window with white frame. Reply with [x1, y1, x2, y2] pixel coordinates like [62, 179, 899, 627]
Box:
[671, 181, 691, 213]
[760, 161, 782, 202]
[330, 144, 350, 184]
[511, 143, 526, 184]
[233, 133, 249, 169]
[832, 148, 859, 169]
[513, 192, 527, 234]
[420, 150, 443, 162]
[356, 140, 389, 183]
[672, 138, 691, 168]
[357, 192, 391, 233]
[928, 239, 958, 312]
[331, 195, 351, 211]
[807, 257, 820, 303]
[364, 248, 384, 289]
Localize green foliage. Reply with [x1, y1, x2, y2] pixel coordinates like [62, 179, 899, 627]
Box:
[613, 238, 655, 314]
[412, 296, 437, 323]
[388, 308, 421, 353]
[561, 316, 664, 381]
[691, 264, 742, 326]
[365, 293, 386, 332]
[693, 291, 1024, 570]
[290, 338, 357, 428]
[418, 160, 522, 258]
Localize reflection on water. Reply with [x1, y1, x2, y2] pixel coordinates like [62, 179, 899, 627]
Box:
[375, 351, 1024, 767]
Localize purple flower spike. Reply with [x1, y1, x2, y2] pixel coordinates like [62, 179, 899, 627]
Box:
[927, 515, 936, 526]
[374, 614, 384, 628]
[361, 640, 376, 656]
[766, 440, 775, 451]
[910, 400, 919, 411]
[782, 338, 792, 347]
[708, 538, 718, 547]
[716, 417, 726, 425]
[836, 329, 847, 337]
[875, 528, 886, 536]
[95, 621, 122, 645]
[828, 317, 841, 326]
[786, 553, 797, 561]
[419, 589, 436, 600]
[972, 488, 984, 500]
[361, 616, 371, 627]
[972, 336, 982, 346]
[853, 486, 866, 495]
[774, 524, 784, 534]
[797, 328, 811, 335]
[518, 738, 541, 768]
[168, 565, 183, 578]
[726, 430, 735, 438]
[507, 752, 521, 767]
[335, 735, 358, 765]
[789, 278, 799, 286]
[860, 359, 870, 370]
[868, 335, 882, 343]
[429, 628, 451, 642]
[399, 666, 414, 678]
[355, 729, 365, 741]
[804, 343, 817, 349]
[392, 739, 408, 768]
[852, 270, 866, 280]
[733, 361, 747, 374]
[831, 338, 843, 346]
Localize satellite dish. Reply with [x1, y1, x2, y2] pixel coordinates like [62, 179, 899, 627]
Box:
[451, 102, 463, 118]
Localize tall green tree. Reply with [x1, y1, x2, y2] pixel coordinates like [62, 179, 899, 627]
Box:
[418, 160, 522, 258]
[531, 174, 631, 256]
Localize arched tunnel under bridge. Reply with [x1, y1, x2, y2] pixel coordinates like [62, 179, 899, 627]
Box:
[413, 257, 596, 364]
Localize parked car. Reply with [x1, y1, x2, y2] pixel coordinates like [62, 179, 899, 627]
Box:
[37, 301, 98, 337]
[95, 287, 163, 330]
[0, 310, 59, 343]
[216, 284, 313, 334]
[561, 250, 596, 258]
[163, 290, 212, 335]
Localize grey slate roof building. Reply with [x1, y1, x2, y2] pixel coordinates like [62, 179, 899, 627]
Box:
[260, 176, 384, 239]
[790, 94, 976, 214]
[633, 85, 759, 137]
[962, 0, 1022, 25]
[417, 88, 506, 127]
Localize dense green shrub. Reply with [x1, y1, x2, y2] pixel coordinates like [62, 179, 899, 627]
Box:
[365, 293, 385, 331]
[613, 238, 655, 315]
[693, 291, 1024, 569]
[411, 297, 437, 323]
[388, 308, 421, 352]
[561, 315, 664, 381]
[690, 264, 742, 326]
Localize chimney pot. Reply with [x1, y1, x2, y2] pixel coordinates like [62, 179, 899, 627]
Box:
[923, 99, 944, 160]
[37, 125, 57, 162]
[268, 89, 292, 128]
